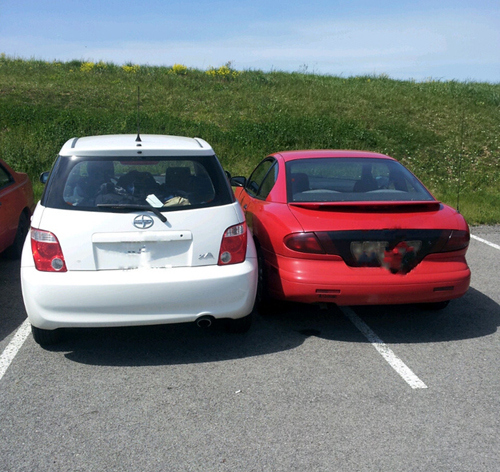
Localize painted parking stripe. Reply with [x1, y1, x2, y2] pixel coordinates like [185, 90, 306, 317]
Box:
[0, 319, 31, 381]
[341, 307, 427, 389]
[471, 234, 500, 251]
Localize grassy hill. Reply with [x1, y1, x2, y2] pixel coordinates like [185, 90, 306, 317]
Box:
[1, 56, 499, 224]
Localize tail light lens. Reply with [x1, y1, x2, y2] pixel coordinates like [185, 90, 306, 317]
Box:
[435, 230, 470, 253]
[284, 232, 325, 254]
[443, 230, 470, 252]
[31, 228, 67, 272]
[218, 222, 247, 265]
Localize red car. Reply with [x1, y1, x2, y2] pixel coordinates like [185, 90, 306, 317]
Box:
[232, 150, 470, 309]
[0, 159, 35, 258]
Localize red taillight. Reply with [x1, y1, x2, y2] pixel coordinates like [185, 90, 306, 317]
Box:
[31, 228, 67, 272]
[439, 230, 470, 253]
[284, 232, 325, 254]
[218, 223, 247, 265]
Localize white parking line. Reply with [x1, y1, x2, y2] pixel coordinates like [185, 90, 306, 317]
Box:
[0, 319, 31, 381]
[340, 307, 428, 389]
[471, 234, 500, 251]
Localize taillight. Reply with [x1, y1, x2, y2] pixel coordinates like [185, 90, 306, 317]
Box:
[284, 232, 325, 254]
[439, 230, 470, 252]
[31, 228, 67, 272]
[218, 223, 247, 265]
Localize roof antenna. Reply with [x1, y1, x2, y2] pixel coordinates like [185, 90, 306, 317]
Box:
[136, 86, 142, 143]
[456, 108, 465, 213]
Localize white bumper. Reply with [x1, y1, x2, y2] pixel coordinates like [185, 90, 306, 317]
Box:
[21, 260, 258, 329]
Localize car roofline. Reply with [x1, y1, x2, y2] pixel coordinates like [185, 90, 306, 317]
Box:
[59, 134, 214, 157]
[273, 150, 396, 161]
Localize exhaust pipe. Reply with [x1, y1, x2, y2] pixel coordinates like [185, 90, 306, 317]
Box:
[196, 315, 214, 329]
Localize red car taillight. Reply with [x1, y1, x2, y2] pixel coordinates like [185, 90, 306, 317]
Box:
[31, 228, 67, 272]
[432, 230, 470, 254]
[440, 230, 470, 252]
[284, 232, 326, 254]
[218, 223, 247, 265]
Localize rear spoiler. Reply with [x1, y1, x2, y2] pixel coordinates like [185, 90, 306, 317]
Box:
[289, 201, 442, 212]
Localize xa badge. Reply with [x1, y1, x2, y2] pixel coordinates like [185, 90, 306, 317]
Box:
[134, 214, 154, 229]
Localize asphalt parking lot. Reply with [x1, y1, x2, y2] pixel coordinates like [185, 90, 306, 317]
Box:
[1, 226, 499, 472]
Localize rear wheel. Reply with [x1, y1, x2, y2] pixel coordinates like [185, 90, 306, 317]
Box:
[31, 325, 62, 346]
[256, 246, 285, 316]
[5, 211, 30, 259]
[225, 313, 253, 334]
[421, 300, 450, 311]
[256, 246, 273, 313]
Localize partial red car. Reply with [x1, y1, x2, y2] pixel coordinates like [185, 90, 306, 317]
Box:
[232, 150, 470, 309]
[0, 159, 35, 258]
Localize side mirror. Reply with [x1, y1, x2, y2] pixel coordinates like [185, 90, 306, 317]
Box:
[40, 171, 50, 184]
[230, 176, 247, 187]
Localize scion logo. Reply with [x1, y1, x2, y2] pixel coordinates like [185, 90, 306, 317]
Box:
[133, 215, 154, 229]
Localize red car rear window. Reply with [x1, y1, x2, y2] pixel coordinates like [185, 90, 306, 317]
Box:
[286, 158, 435, 203]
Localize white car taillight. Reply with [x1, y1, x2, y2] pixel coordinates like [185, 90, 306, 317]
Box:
[31, 228, 67, 272]
[218, 222, 247, 265]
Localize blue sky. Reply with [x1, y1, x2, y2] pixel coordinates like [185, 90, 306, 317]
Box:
[1, 0, 499, 82]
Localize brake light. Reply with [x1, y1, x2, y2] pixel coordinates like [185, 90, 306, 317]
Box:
[218, 223, 247, 265]
[440, 230, 470, 252]
[31, 228, 67, 272]
[284, 232, 325, 254]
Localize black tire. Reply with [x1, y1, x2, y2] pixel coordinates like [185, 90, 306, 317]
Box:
[420, 300, 450, 311]
[225, 312, 253, 334]
[255, 246, 286, 316]
[31, 325, 62, 346]
[256, 246, 273, 314]
[5, 211, 30, 259]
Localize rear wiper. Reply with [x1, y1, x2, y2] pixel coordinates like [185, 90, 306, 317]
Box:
[97, 204, 168, 223]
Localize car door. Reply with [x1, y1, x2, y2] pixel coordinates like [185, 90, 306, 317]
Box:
[0, 164, 17, 252]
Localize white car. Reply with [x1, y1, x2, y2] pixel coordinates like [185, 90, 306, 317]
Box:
[21, 134, 258, 345]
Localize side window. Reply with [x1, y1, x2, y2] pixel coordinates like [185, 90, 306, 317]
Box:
[258, 162, 278, 199]
[0, 165, 14, 189]
[246, 159, 276, 199]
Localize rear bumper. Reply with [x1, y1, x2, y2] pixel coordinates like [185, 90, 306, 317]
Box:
[21, 260, 257, 329]
[267, 253, 470, 305]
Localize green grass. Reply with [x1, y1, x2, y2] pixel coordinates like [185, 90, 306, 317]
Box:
[1, 56, 499, 224]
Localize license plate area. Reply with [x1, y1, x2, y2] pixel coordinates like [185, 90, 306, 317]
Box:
[350, 241, 389, 266]
[322, 229, 443, 274]
[92, 231, 193, 270]
[350, 239, 423, 272]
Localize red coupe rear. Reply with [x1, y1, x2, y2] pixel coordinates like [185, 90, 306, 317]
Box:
[233, 150, 470, 308]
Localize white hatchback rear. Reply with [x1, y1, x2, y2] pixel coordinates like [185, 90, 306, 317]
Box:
[21, 135, 258, 345]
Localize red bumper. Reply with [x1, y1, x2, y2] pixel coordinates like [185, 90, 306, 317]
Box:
[267, 253, 470, 305]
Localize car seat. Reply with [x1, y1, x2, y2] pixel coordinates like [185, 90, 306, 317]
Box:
[290, 173, 310, 195]
[165, 167, 192, 195]
[353, 166, 378, 192]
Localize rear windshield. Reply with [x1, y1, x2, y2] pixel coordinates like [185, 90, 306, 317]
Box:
[286, 158, 435, 203]
[43, 155, 234, 211]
